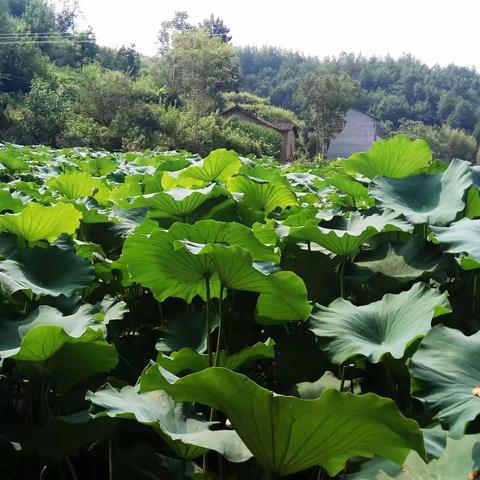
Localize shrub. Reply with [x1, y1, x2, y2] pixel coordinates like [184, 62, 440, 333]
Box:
[20, 77, 70, 146]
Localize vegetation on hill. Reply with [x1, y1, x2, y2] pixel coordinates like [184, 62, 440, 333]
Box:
[237, 47, 480, 160]
[1, 4, 480, 162]
[0, 4, 285, 157]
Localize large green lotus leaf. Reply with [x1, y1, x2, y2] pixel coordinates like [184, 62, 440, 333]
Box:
[164, 149, 242, 188]
[167, 220, 280, 263]
[0, 190, 24, 213]
[136, 152, 191, 171]
[25, 415, 116, 459]
[176, 240, 310, 323]
[87, 383, 252, 462]
[328, 172, 371, 200]
[348, 433, 480, 479]
[466, 165, 480, 218]
[140, 366, 425, 477]
[156, 311, 214, 354]
[241, 164, 291, 188]
[0, 203, 82, 243]
[128, 184, 230, 219]
[0, 326, 117, 391]
[0, 145, 29, 172]
[0, 245, 94, 296]
[369, 159, 472, 226]
[157, 339, 275, 375]
[109, 175, 144, 201]
[108, 208, 148, 238]
[71, 197, 110, 224]
[48, 333, 119, 392]
[309, 283, 450, 364]
[9, 180, 54, 203]
[353, 236, 444, 281]
[290, 371, 361, 399]
[285, 172, 319, 190]
[409, 325, 480, 438]
[46, 171, 110, 204]
[122, 218, 279, 272]
[79, 156, 117, 176]
[0, 299, 125, 361]
[227, 174, 298, 214]
[286, 209, 412, 256]
[430, 218, 480, 269]
[122, 226, 310, 323]
[343, 136, 432, 179]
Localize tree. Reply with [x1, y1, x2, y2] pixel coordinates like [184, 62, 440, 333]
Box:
[373, 94, 411, 125]
[201, 14, 232, 42]
[55, 0, 79, 34]
[158, 11, 192, 52]
[76, 64, 134, 126]
[392, 119, 478, 163]
[21, 76, 70, 145]
[22, 0, 56, 34]
[437, 93, 457, 122]
[447, 100, 478, 131]
[157, 28, 239, 118]
[115, 44, 141, 77]
[391, 119, 448, 161]
[441, 125, 478, 162]
[295, 72, 359, 156]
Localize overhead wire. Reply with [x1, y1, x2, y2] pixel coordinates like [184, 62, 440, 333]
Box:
[0, 31, 94, 44]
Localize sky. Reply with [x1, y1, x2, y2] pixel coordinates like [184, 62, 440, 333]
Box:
[73, 0, 480, 69]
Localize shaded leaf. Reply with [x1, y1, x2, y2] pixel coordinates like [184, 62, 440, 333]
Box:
[309, 283, 450, 364]
[140, 366, 425, 477]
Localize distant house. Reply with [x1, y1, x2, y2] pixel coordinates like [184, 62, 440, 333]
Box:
[220, 105, 299, 162]
[326, 109, 383, 159]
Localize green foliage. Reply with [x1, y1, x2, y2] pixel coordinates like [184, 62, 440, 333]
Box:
[155, 27, 239, 116]
[20, 77, 70, 146]
[392, 119, 478, 163]
[295, 72, 359, 156]
[237, 48, 480, 136]
[223, 90, 302, 125]
[0, 136, 479, 479]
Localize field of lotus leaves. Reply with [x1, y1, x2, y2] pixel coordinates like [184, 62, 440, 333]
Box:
[1, 135, 480, 479]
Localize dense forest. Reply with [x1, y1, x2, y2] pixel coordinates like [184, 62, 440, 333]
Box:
[1, 1, 480, 162]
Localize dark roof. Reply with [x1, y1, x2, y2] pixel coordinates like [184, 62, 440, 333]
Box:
[220, 105, 299, 135]
[275, 122, 298, 131]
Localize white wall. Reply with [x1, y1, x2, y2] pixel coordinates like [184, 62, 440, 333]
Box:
[327, 109, 381, 159]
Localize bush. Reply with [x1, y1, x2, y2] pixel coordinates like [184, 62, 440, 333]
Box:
[391, 119, 478, 163]
[57, 115, 110, 149]
[222, 117, 283, 157]
[110, 103, 163, 151]
[20, 77, 70, 146]
[157, 106, 284, 158]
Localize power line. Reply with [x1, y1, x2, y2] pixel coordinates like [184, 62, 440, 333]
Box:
[0, 39, 94, 44]
[0, 32, 72, 36]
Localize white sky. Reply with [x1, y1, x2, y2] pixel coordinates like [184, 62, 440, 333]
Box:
[73, 0, 480, 69]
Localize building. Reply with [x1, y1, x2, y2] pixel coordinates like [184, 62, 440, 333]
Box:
[220, 105, 299, 162]
[326, 108, 383, 159]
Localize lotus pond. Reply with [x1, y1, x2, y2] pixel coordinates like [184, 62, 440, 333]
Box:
[1, 136, 480, 479]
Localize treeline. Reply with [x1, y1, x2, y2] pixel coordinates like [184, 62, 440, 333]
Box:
[238, 48, 480, 133]
[0, 4, 285, 157]
[2, 1, 480, 162]
[238, 48, 480, 161]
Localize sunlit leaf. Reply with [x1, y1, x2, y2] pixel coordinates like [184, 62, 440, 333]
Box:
[0, 203, 82, 243]
[344, 136, 432, 179]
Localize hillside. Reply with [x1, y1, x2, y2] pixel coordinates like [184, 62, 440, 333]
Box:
[237, 47, 480, 136]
